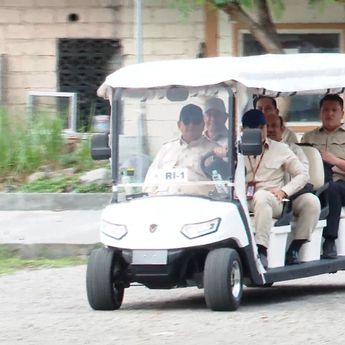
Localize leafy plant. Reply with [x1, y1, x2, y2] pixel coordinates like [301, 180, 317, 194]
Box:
[0, 108, 65, 175]
[0, 108, 108, 192]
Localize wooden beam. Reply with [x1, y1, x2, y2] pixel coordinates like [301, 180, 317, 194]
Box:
[205, 4, 218, 56]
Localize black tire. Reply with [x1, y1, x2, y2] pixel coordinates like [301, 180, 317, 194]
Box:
[204, 248, 243, 311]
[86, 247, 125, 310]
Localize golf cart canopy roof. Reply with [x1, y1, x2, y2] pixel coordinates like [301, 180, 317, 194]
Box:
[98, 53, 345, 98]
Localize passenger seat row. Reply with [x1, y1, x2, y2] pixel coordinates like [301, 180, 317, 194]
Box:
[254, 145, 345, 268]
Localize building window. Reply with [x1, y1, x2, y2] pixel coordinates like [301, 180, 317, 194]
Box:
[58, 39, 122, 130]
[242, 32, 340, 123]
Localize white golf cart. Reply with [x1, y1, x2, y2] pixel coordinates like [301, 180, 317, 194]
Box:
[86, 53, 345, 311]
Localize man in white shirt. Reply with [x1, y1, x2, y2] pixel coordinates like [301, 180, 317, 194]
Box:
[144, 104, 218, 196]
[242, 109, 308, 268]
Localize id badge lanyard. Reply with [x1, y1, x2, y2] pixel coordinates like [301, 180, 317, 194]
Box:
[247, 149, 266, 200]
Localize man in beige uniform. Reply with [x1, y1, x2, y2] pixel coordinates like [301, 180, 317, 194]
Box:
[242, 110, 308, 268]
[266, 113, 321, 264]
[302, 94, 345, 258]
[254, 95, 298, 144]
[144, 104, 218, 196]
[203, 97, 228, 147]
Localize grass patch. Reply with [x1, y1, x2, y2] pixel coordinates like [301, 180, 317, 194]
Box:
[0, 109, 65, 176]
[0, 247, 87, 275]
[17, 176, 111, 193]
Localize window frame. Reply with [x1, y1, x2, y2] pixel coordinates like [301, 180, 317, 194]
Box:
[232, 23, 345, 132]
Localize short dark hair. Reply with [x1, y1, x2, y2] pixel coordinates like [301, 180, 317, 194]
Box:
[253, 96, 277, 109]
[179, 104, 203, 124]
[319, 94, 344, 109]
[242, 109, 266, 128]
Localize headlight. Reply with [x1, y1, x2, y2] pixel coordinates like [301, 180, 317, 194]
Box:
[101, 220, 128, 240]
[181, 218, 220, 239]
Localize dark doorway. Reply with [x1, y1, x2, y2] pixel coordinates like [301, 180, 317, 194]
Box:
[58, 38, 122, 130]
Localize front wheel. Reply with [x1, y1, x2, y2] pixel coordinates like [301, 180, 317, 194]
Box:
[86, 247, 125, 310]
[204, 248, 243, 311]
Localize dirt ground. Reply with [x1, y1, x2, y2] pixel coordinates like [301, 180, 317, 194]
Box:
[2, 265, 345, 345]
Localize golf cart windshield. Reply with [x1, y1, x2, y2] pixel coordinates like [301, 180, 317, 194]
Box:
[116, 85, 234, 201]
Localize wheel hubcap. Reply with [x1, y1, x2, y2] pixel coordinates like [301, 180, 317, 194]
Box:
[230, 261, 241, 298]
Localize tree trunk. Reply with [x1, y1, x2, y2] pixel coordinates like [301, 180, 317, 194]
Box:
[212, 0, 284, 54]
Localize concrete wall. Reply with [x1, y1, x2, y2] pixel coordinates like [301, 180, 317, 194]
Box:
[2, 0, 345, 158]
[120, 0, 204, 64]
[0, 0, 205, 109]
[3, 0, 343, 108]
[0, 0, 123, 108]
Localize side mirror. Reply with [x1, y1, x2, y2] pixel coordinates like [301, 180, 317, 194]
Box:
[238, 128, 263, 156]
[91, 132, 111, 160]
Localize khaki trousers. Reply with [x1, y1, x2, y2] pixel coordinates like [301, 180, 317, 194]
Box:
[249, 189, 283, 248]
[249, 190, 321, 248]
[291, 193, 320, 241]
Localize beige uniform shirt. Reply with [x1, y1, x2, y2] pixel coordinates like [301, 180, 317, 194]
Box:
[144, 136, 218, 195]
[282, 127, 298, 144]
[245, 138, 308, 196]
[301, 125, 345, 181]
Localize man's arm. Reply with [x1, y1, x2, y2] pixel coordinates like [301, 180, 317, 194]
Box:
[281, 150, 309, 197]
[290, 143, 309, 176]
[321, 150, 345, 173]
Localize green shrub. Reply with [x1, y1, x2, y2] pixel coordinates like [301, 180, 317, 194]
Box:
[0, 108, 110, 191]
[59, 137, 97, 172]
[0, 108, 65, 175]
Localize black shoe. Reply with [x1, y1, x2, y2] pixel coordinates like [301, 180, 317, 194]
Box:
[257, 245, 268, 269]
[259, 252, 268, 269]
[322, 238, 337, 259]
[285, 239, 306, 265]
[285, 249, 299, 265]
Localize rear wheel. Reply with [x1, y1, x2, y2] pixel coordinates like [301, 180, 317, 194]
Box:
[86, 247, 125, 310]
[204, 248, 243, 311]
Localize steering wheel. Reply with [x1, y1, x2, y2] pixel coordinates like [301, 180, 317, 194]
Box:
[201, 151, 230, 180]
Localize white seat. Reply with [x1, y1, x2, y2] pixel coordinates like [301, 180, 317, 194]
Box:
[340, 207, 345, 218]
[299, 145, 324, 190]
[297, 145, 325, 262]
[250, 216, 291, 268]
[336, 208, 345, 255]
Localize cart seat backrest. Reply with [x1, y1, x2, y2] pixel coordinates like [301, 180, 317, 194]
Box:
[299, 145, 324, 190]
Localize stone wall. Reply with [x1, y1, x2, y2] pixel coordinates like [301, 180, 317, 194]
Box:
[2, 0, 345, 109]
[0, 0, 122, 108]
[0, 0, 205, 109]
[119, 0, 204, 65]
